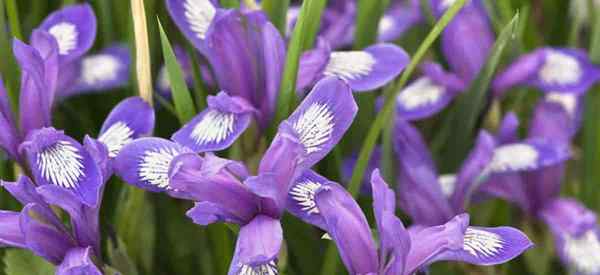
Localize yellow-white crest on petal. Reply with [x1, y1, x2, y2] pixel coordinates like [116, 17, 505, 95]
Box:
[80, 54, 121, 85]
[546, 92, 577, 118]
[184, 0, 216, 40]
[238, 261, 278, 275]
[48, 22, 78, 55]
[564, 230, 600, 274]
[489, 144, 539, 172]
[190, 110, 235, 145]
[289, 180, 322, 215]
[98, 122, 135, 158]
[397, 78, 445, 109]
[539, 51, 582, 85]
[293, 103, 335, 154]
[378, 15, 394, 34]
[324, 51, 376, 81]
[438, 174, 457, 198]
[138, 147, 182, 188]
[463, 228, 504, 258]
[37, 141, 85, 189]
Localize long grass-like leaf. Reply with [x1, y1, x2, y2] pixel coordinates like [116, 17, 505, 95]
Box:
[439, 13, 520, 171]
[353, 0, 390, 49]
[272, 0, 327, 132]
[581, 3, 600, 211]
[158, 19, 197, 124]
[262, 0, 290, 35]
[4, 0, 21, 40]
[0, 0, 19, 113]
[346, 0, 468, 197]
[220, 0, 240, 8]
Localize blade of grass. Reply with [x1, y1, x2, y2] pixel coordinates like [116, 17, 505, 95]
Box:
[158, 19, 197, 124]
[345, 0, 468, 197]
[4, 0, 22, 40]
[353, 0, 390, 49]
[272, 0, 327, 132]
[131, 0, 154, 105]
[0, 0, 19, 112]
[581, 2, 600, 211]
[261, 0, 290, 35]
[439, 13, 520, 172]
[187, 46, 209, 110]
[220, 0, 240, 8]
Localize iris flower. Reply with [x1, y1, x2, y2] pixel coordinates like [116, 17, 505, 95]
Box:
[287, 168, 532, 275]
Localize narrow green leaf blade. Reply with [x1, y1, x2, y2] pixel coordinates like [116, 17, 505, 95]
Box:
[158, 18, 197, 124]
[3, 249, 54, 275]
[272, 0, 327, 131]
[353, 0, 390, 49]
[439, 13, 520, 171]
[262, 0, 290, 35]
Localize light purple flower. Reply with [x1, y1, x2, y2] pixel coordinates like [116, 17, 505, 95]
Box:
[118, 78, 357, 274]
[493, 48, 600, 97]
[378, 0, 423, 42]
[166, 0, 221, 54]
[297, 39, 410, 92]
[289, 169, 532, 274]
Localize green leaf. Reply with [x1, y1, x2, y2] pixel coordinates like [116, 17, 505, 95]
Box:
[262, 0, 290, 35]
[4, 0, 22, 40]
[220, 0, 240, 8]
[106, 237, 140, 275]
[0, 0, 20, 113]
[438, 12, 520, 171]
[272, 0, 327, 132]
[157, 18, 197, 124]
[353, 0, 390, 49]
[114, 185, 156, 273]
[3, 249, 54, 275]
[346, 0, 468, 197]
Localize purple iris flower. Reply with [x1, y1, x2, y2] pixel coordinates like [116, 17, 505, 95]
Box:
[36, 4, 131, 99]
[287, 169, 532, 274]
[478, 102, 600, 273]
[114, 77, 358, 274]
[0, 93, 153, 273]
[493, 47, 600, 97]
[393, 118, 570, 226]
[167, 0, 284, 128]
[297, 38, 410, 93]
[378, 0, 423, 43]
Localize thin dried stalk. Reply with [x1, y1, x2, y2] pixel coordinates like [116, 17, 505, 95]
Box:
[131, 0, 153, 106]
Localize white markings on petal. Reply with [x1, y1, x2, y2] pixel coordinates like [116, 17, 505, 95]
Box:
[397, 78, 445, 109]
[48, 22, 78, 55]
[564, 230, 600, 274]
[539, 51, 582, 85]
[289, 180, 322, 215]
[184, 0, 216, 40]
[158, 67, 171, 91]
[378, 15, 394, 35]
[488, 144, 539, 173]
[440, 0, 457, 8]
[324, 51, 376, 81]
[98, 122, 134, 157]
[238, 261, 278, 275]
[80, 54, 121, 85]
[546, 92, 577, 117]
[36, 141, 85, 189]
[292, 103, 334, 154]
[463, 228, 504, 258]
[438, 174, 456, 198]
[138, 147, 182, 189]
[191, 110, 235, 145]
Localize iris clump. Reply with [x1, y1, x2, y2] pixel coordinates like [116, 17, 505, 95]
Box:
[0, 0, 598, 275]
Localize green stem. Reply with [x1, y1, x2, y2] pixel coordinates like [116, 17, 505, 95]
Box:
[261, 0, 290, 35]
[5, 0, 22, 40]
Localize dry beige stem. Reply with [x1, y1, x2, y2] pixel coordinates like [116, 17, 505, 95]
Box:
[131, 0, 154, 106]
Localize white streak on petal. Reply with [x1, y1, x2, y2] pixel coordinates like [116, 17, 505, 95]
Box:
[184, 0, 216, 40]
[138, 147, 182, 189]
[80, 54, 121, 85]
[378, 16, 394, 35]
[546, 92, 577, 118]
[397, 78, 445, 109]
[564, 230, 600, 274]
[48, 22, 78, 55]
[324, 51, 376, 81]
[292, 103, 334, 154]
[191, 110, 235, 145]
[36, 141, 85, 189]
[438, 174, 456, 198]
[289, 180, 322, 215]
[463, 228, 504, 258]
[98, 122, 134, 157]
[539, 51, 582, 85]
[489, 144, 539, 172]
[238, 261, 278, 275]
